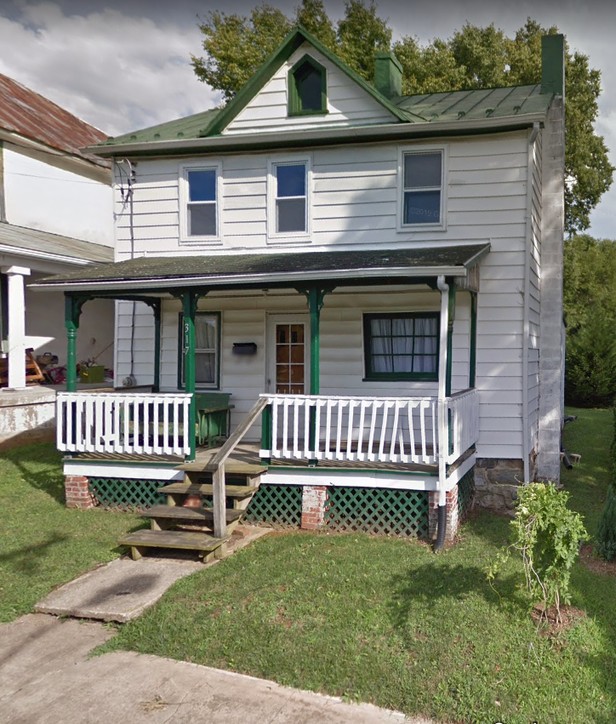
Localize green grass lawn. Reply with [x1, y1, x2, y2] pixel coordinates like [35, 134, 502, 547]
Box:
[0, 442, 141, 622]
[99, 407, 616, 724]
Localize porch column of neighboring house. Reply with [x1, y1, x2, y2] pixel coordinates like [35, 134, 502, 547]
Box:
[1, 266, 30, 389]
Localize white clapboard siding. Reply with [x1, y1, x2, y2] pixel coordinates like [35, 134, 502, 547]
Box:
[115, 132, 529, 254]
[114, 300, 156, 387]
[224, 43, 395, 135]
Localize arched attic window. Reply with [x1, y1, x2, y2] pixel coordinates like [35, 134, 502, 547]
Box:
[288, 55, 327, 116]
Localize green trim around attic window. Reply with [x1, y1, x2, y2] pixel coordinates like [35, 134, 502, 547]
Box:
[288, 55, 327, 116]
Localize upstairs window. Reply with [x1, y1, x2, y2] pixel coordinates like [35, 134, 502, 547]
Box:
[180, 163, 221, 241]
[363, 313, 439, 381]
[401, 150, 444, 227]
[274, 162, 307, 234]
[288, 56, 327, 116]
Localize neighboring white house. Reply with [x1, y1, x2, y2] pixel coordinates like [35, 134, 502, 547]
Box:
[0, 73, 114, 446]
[35, 28, 565, 550]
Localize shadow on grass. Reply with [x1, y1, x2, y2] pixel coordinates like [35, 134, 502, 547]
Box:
[0, 532, 69, 574]
[388, 559, 526, 643]
[0, 442, 65, 505]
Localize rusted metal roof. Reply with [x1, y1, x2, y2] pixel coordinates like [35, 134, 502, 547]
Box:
[0, 73, 109, 168]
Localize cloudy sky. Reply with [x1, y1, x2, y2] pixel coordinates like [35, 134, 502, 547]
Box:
[1, 0, 615, 238]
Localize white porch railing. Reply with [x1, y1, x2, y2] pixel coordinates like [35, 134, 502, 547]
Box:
[447, 388, 479, 464]
[56, 392, 192, 456]
[261, 391, 479, 466]
[261, 394, 440, 465]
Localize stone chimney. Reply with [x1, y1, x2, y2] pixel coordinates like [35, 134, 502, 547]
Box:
[373, 52, 402, 99]
[541, 34, 565, 100]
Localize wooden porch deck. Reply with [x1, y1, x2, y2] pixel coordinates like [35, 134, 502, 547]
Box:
[69, 442, 439, 474]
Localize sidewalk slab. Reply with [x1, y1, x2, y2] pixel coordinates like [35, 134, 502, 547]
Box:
[35, 524, 271, 622]
[35, 557, 204, 622]
[0, 615, 424, 724]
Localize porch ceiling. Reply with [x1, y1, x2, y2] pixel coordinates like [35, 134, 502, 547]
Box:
[30, 243, 490, 294]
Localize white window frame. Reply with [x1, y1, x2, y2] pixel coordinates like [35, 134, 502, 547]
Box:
[397, 145, 447, 232]
[267, 156, 312, 243]
[179, 162, 223, 244]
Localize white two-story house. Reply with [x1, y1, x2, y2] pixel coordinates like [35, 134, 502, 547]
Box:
[35, 28, 565, 556]
[0, 73, 114, 448]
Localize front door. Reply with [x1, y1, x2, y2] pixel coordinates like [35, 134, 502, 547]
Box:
[266, 315, 309, 394]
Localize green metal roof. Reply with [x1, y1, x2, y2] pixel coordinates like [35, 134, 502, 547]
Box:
[93, 26, 553, 154]
[31, 244, 490, 293]
[98, 84, 549, 151]
[396, 84, 549, 123]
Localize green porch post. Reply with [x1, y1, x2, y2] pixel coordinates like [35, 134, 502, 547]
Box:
[469, 292, 477, 389]
[260, 403, 272, 465]
[298, 286, 333, 461]
[446, 281, 456, 398]
[307, 287, 321, 395]
[182, 290, 199, 461]
[151, 299, 162, 393]
[64, 293, 87, 392]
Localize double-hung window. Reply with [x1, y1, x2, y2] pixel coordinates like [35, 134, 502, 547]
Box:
[269, 160, 309, 238]
[180, 163, 221, 241]
[401, 149, 444, 227]
[363, 313, 439, 380]
[179, 312, 220, 388]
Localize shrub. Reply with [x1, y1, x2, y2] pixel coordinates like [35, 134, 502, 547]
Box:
[595, 408, 616, 560]
[488, 482, 586, 621]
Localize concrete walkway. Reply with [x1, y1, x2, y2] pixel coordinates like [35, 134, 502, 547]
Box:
[1, 527, 432, 723]
[35, 525, 271, 622]
[0, 614, 422, 723]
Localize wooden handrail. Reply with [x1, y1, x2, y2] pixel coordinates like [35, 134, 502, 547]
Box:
[205, 396, 269, 471]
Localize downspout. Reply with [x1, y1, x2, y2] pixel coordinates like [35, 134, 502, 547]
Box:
[522, 122, 540, 483]
[435, 275, 450, 550]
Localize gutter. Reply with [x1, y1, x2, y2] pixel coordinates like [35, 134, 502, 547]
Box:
[88, 113, 548, 158]
[521, 123, 540, 483]
[435, 274, 450, 551]
[29, 262, 478, 293]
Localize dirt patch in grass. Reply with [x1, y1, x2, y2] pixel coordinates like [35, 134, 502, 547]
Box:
[531, 603, 586, 638]
[579, 543, 616, 577]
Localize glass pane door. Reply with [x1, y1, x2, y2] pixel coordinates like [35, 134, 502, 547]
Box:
[275, 323, 305, 394]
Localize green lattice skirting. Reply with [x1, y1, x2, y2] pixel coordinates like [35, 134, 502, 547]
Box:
[89, 477, 166, 510]
[244, 484, 303, 528]
[457, 469, 475, 522]
[325, 487, 429, 538]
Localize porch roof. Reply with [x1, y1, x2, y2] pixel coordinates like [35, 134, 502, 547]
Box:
[31, 243, 490, 294]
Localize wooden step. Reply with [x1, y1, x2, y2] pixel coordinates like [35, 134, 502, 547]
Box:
[158, 482, 257, 499]
[142, 505, 243, 525]
[178, 460, 267, 475]
[119, 529, 228, 561]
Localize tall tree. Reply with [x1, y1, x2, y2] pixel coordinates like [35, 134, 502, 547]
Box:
[563, 234, 616, 405]
[192, 6, 612, 233]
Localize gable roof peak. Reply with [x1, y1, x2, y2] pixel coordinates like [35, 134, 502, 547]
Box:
[204, 24, 410, 136]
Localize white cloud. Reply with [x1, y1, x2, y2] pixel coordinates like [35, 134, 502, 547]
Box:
[0, 2, 219, 136]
